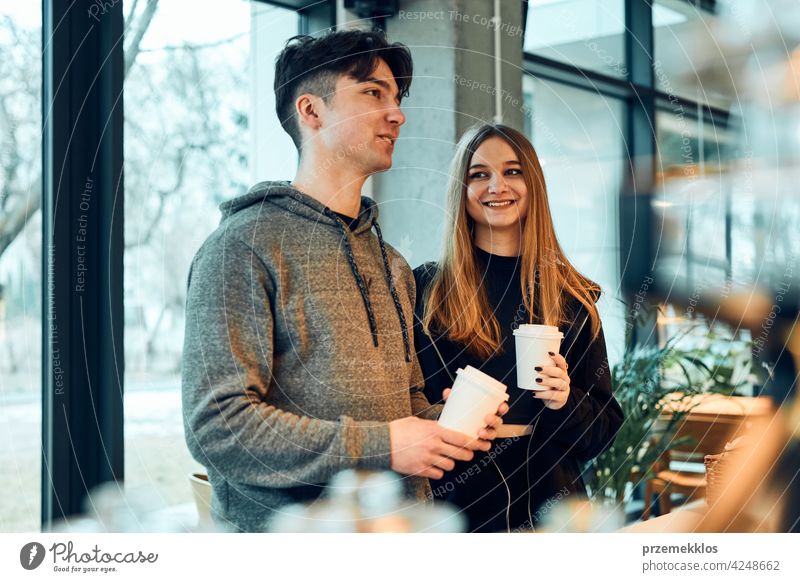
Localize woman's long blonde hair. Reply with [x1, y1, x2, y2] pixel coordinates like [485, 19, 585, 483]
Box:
[421, 123, 601, 359]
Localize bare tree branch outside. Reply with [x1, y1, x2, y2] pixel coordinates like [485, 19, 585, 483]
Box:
[0, 0, 253, 531]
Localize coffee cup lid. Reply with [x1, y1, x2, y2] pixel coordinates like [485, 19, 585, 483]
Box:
[456, 366, 508, 397]
[513, 324, 563, 339]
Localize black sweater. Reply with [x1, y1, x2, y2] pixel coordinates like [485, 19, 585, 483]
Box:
[413, 250, 623, 530]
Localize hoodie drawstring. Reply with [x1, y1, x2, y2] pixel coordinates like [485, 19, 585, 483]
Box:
[373, 221, 412, 363]
[324, 209, 381, 348]
[323, 209, 412, 363]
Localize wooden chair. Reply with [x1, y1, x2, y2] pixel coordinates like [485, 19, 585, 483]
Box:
[188, 472, 214, 528]
[642, 415, 742, 520]
[641, 393, 773, 520]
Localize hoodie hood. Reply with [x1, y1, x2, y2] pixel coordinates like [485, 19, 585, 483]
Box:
[220, 180, 379, 236]
[218, 180, 411, 363]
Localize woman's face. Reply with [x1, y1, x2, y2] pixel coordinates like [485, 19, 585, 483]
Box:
[464, 136, 530, 234]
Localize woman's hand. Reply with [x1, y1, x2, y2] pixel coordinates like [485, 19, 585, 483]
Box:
[532, 351, 570, 410]
[442, 388, 508, 440]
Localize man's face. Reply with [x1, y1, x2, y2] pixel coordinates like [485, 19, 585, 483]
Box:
[316, 58, 406, 174]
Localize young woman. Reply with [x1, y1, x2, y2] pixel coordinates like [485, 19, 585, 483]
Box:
[414, 123, 623, 533]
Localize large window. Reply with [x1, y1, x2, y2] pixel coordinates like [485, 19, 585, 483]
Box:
[523, 75, 626, 365]
[654, 108, 734, 291]
[123, 0, 298, 516]
[653, 0, 738, 111]
[652, 0, 800, 307]
[0, 3, 42, 532]
[524, 0, 627, 78]
[524, 0, 769, 361]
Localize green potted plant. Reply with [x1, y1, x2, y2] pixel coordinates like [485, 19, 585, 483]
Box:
[584, 320, 742, 506]
[584, 338, 710, 507]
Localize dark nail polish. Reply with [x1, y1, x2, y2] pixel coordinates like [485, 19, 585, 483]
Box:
[548, 351, 555, 356]
[535, 378, 542, 383]
[534, 366, 542, 372]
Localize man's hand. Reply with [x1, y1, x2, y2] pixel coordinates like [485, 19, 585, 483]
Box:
[388, 416, 491, 480]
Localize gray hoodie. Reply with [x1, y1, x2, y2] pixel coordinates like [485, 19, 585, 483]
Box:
[181, 181, 441, 532]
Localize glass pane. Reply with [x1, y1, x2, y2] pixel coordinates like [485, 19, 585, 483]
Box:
[655, 108, 737, 290]
[653, 0, 738, 110]
[524, 0, 627, 78]
[0, 2, 42, 532]
[523, 75, 626, 365]
[653, 107, 756, 391]
[123, 0, 297, 521]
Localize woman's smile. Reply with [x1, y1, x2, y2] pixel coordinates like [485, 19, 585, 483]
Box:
[482, 199, 517, 208]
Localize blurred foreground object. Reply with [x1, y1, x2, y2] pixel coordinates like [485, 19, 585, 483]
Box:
[269, 470, 466, 533]
[538, 499, 624, 533]
[622, 402, 799, 532]
[696, 401, 800, 532]
[47, 481, 211, 533]
[641, 393, 774, 520]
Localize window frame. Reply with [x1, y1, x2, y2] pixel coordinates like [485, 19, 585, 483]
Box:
[40, 0, 334, 532]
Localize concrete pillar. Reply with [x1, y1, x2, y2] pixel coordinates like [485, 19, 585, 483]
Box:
[373, 0, 525, 267]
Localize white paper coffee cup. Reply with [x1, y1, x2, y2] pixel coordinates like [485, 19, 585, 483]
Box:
[437, 366, 509, 438]
[513, 324, 563, 391]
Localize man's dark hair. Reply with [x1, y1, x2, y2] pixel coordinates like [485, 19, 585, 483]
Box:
[274, 30, 413, 150]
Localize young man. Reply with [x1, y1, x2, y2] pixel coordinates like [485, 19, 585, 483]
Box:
[181, 30, 504, 532]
